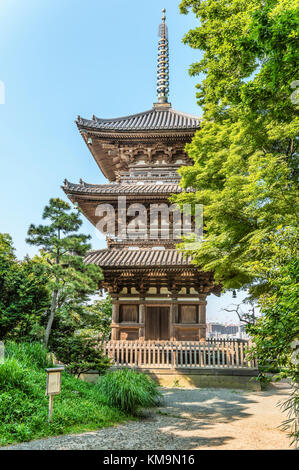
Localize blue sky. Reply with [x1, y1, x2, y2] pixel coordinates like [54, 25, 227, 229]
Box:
[0, 0, 248, 322]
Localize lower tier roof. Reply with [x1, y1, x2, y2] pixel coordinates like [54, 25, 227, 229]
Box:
[63, 180, 185, 196]
[85, 248, 221, 295]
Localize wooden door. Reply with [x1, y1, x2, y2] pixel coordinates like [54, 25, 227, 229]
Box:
[145, 306, 169, 340]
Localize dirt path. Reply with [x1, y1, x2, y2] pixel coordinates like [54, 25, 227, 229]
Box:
[1, 383, 292, 450]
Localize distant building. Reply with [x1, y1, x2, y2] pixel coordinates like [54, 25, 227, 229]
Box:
[207, 322, 249, 339]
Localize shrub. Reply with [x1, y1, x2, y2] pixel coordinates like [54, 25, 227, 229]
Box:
[96, 368, 162, 415]
[0, 342, 127, 446]
[51, 335, 111, 377]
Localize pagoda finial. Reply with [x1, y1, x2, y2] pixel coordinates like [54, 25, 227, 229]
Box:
[156, 8, 169, 104]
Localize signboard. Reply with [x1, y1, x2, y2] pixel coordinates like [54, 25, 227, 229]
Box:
[0, 341, 4, 364]
[45, 367, 64, 422]
[45, 368, 64, 396]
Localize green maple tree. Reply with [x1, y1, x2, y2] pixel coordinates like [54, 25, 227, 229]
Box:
[172, 0, 298, 296]
[174, 0, 299, 444]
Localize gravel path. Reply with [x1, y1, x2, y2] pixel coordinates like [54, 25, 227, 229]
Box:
[1, 383, 291, 450]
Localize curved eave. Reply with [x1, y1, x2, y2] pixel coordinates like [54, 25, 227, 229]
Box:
[83, 249, 222, 295]
[76, 126, 199, 182]
[76, 107, 202, 133]
[76, 109, 201, 182]
[62, 180, 193, 227]
[84, 248, 197, 268]
[76, 127, 116, 181]
[77, 123, 200, 136]
[62, 180, 189, 196]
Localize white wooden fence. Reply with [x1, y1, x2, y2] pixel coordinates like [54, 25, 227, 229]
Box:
[104, 339, 257, 369]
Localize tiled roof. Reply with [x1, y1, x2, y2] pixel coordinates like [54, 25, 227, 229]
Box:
[85, 249, 194, 268]
[63, 180, 186, 195]
[77, 107, 201, 132]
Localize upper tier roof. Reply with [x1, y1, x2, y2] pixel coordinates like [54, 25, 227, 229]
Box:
[77, 106, 201, 132]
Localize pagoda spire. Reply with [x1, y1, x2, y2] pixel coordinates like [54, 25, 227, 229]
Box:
[156, 8, 170, 105]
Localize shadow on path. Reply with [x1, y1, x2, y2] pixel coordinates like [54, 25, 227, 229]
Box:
[1, 385, 291, 450]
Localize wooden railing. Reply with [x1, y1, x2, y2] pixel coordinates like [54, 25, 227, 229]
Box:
[104, 339, 258, 369]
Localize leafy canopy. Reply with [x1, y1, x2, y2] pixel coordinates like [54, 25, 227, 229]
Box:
[173, 0, 299, 296]
[176, 0, 299, 443]
[0, 234, 50, 340]
[180, 0, 299, 120]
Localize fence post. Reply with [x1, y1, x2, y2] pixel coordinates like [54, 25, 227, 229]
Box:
[171, 341, 175, 368]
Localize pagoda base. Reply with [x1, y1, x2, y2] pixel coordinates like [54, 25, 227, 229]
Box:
[111, 296, 207, 342]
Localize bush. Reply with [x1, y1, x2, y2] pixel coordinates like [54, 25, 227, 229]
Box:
[51, 335, 111, 377]
[96, 369, 162, 415]
[0, 342, 127, 446]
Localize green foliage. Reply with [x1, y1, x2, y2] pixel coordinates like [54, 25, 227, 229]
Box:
[172, 0, 298, 296]
[96, 369, 162, 415]
[0, 342, 127, 446]
[51, 335, 111, 378]
[55, 295, 112, 343]
[0, 359, 36, 395]
[5, 341, 51, 369]
[247, 258, 299, 378]
[26, 198, 103, 346]
[172, 115, 298, 295]
[179, 0, 299, 120]
[177, 1, 298, 445]
[237, 228, 299, 445]
[81, 296, 112, 341]
[279, 384, 299, 447]
[48, 296, 112, 376]
[0, 234, 50, 340]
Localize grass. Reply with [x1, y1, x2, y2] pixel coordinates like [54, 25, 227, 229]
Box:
[0, 342, 129, 446]
[96, 368, 162, 415]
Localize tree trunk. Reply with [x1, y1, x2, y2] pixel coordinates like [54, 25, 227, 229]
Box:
[44, 289, 58, 347]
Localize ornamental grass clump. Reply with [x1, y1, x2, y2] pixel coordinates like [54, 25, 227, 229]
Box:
[5, 341, 50, 369]
[96, 368, 162, 415]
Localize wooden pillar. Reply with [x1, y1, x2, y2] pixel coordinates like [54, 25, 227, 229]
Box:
[170, 293, 178, 341]
[111, 326, 119, 341]
[169, 304, 174, 341]
[199, 300, 207, 342]
[199, 326, 206, 342]
[111, 298, 119, 341]
[139, 298, 145, 341]
[112, 301, 119, 323]
[199, 301, 207, 323]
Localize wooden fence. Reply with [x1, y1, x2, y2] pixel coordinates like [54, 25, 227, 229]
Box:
[104, 339, 258, 369]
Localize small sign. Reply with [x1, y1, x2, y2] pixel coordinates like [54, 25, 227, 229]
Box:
[46, 368, 64, 396]
[0, 341, 4, 364]
[45, 367, 64, 422]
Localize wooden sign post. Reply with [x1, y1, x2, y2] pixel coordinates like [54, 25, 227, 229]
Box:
[45, 367, 64, 422]
[0, 341, 4, 364]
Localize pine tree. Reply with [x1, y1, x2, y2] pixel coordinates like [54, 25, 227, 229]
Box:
[26, 198, 102, 346]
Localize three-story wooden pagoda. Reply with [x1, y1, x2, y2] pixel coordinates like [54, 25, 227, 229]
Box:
[63, 9, 220, 342]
